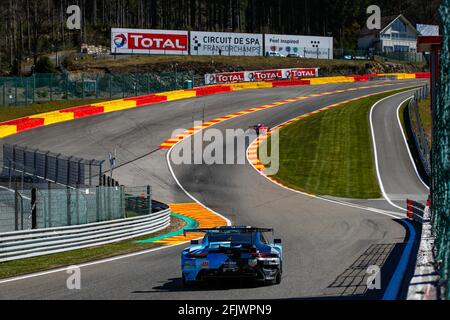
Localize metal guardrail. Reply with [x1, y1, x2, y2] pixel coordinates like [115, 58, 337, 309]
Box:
[407, 85, 431, 178]
[0, 207, 171, 262]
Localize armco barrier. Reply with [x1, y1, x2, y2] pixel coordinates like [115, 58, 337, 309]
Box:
[272, 80, 311, 87]
[156, 89, 197, 101]
[194, 85, 233, 96]
[0, 72, 429, 139]
[0, 208, 171, 262]
[309, 76, 355, 85]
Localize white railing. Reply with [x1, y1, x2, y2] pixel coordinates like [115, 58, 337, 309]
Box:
[0, 208, 171, 262]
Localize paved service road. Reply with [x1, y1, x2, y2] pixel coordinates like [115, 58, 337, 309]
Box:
[0, 80, 427, 299]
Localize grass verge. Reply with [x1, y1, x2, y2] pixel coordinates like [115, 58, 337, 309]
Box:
[0, 98, 110, 122]
[398, 99, 430, 186]
[0, 215, 185, 279]
[266, 88, 416, 199]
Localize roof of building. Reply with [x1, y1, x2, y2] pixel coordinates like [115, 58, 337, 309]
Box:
[360, 14, 418, 37]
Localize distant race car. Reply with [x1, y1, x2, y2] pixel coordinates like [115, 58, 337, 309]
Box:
[181, 226, 282, 286]
[249, 124, 270, 136]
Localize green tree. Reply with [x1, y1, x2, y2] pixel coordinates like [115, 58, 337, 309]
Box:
[35, 56, 55, 74]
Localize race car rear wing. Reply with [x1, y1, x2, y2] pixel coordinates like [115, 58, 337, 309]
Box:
[183, 226, 274, 236]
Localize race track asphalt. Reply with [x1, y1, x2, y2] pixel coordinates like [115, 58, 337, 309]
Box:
[0, 79, 428, 299]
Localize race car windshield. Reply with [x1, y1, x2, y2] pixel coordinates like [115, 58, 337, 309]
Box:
[208, 233, 253, 244]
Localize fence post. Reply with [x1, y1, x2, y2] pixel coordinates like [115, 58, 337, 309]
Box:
[14, 182, 19, 231]
[8, 159, 12, 189]
[96, 185, 100, 222]
[122, 74, 125, 98]
[44, 151, 48, 180]
[32, 74, 36, 104]
[120, 185, 125, 218]
[99, 161, 103, 186]
[88, 160, 93, 186]
[65, 73, 69, 99]
[31, 188, 37, 229]
[107, 184, 111, 220]
[48, 181, 52, 228]
[95, 74, 99, 99]
[20, 193, 24, 230]
[67, 156, 72, 186]
[75, 184, 80, 224]
[78, 159, 83, 186]
[147, 185, 151, 215]
[14, 78, 17, 106]
[109, 74, 112, 99]
[50, 74, 53, 101]
[67, 186, 71, 226]
[55, 154, 60, 184]
[33, 149, 37, 174]
[21, 166, 24, 191]
[25, 78, 29, 105]
[82, 74, 85, 99]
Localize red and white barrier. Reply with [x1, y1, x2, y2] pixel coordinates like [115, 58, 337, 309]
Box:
[205, 68, 319, 85]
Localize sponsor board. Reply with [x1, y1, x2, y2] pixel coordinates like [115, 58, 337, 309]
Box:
[111, 28, 189, 55]
[205, 68, 319, 84]
[264, 34, 333, 59]
[191, 31, 263, 56]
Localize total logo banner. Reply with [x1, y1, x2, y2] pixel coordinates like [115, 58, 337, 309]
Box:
[205, 68, 319, 84]
[111, 28, 189, 55]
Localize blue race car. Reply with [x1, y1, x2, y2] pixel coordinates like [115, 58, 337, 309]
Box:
[181, 226, 282, 286]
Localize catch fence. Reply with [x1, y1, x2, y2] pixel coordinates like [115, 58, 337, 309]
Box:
[0, 145, 153, 232]
[431, 0, 450, 300]
[0, 72, 196, 107]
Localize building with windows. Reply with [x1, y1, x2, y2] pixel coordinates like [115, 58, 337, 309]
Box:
[358, 14, 419, 53]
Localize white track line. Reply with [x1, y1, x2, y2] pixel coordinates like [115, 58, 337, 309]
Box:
[369, 89, 420, 212]
[166, 146, 232, 227]
[246, 139, 403, 219]
[395, 98, 430, 190]
[245, 88, 421, 300]
[246, 88, 423, 219]
[0, 83, 417, 285]
[0, 242, 187, 284]
[0, 149, 232, 285]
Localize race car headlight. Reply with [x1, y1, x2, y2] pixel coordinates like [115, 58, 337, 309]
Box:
[262, 258, 280, 265]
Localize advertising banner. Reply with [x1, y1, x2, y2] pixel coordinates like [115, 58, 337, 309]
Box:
[191, 31, 263, 56]
[264, 34, 333, 59]
[205, 68, 319, 85]
[111, 28, 189, 55]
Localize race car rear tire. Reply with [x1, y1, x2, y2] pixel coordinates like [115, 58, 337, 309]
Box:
[275, 271, 282, 285]
[182, 274, 191, 288]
